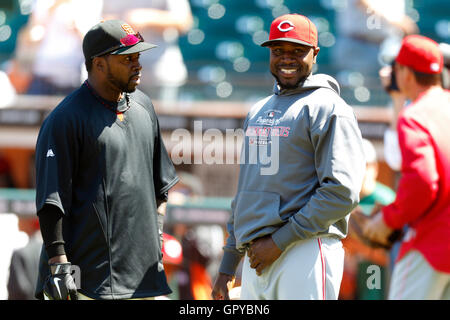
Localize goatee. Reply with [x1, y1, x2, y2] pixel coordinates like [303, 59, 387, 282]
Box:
[272, 72, 309, 90]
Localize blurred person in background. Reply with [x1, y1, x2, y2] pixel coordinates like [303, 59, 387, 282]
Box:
[102, 0, 193, 103]
[23, 0, 102, 95]
[0, 154, 15, 188]
[379, 61, 407, 174]
[378, 41, 450, 278]
[0, 214, 29, 299]
[439, 42, 450, 90]
[7, 215, 42, 300]
[166, 172, 217, 300]
[171, 223, 212, 300]
[363, 35, 450, 300]
[156, 232, 183, 300]
[381, 42, 450, 175]
[341, 139, 396, 300]
[334, 0, 418, 78]
[0, 69, 17, 107]
[379, 57, 409, 274]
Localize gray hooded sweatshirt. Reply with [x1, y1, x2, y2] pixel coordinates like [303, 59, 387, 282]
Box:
[219, 74, 366, 275]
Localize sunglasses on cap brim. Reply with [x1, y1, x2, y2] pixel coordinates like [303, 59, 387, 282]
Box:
[91, 32, 145, 59]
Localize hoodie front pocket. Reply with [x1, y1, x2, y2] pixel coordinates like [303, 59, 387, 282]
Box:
[233, 191, 283, 242]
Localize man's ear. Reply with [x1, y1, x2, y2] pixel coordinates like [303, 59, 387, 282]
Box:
[313, 47, 320, 63]
[93, 57, 105, 72]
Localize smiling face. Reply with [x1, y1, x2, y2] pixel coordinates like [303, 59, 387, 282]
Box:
[269, 41, 320, 90]
[103, 52, 142, 93]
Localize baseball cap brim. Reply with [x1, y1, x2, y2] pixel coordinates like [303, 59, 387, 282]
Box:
[111, 41, 157, 55]
[261, 38, 315, 47]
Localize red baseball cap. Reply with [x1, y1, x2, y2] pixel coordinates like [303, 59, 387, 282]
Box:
[261, 14, 318, 48]
[396, 35, 443, 74]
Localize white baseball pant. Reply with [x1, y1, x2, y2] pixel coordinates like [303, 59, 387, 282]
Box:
[240, 236, 344, 300]
[388, 250, 450, 300]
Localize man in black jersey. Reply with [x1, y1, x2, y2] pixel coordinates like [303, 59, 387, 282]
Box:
[34, 20, 179, 300]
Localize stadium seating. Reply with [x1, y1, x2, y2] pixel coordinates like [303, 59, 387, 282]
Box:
[0, 0, 448, 105]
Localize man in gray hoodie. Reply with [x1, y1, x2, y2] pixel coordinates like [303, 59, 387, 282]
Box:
[212, 14, 366, 300]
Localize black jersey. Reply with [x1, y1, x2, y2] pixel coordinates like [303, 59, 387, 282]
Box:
[34, 84, 179, 299]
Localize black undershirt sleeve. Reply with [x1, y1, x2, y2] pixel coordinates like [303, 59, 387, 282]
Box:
[37, 204, 66, 259]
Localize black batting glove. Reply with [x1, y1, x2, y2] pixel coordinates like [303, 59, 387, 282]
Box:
[44, 262, 78, 300]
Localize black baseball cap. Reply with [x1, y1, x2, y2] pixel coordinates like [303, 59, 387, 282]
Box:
[83, 19, 157, 60]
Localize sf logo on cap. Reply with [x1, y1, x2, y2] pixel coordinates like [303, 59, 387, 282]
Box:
[121, 23, 135, 35]
[277, 20, 295, 32]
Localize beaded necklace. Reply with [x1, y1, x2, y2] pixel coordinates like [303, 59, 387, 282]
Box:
[84, 80, 130, 121]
